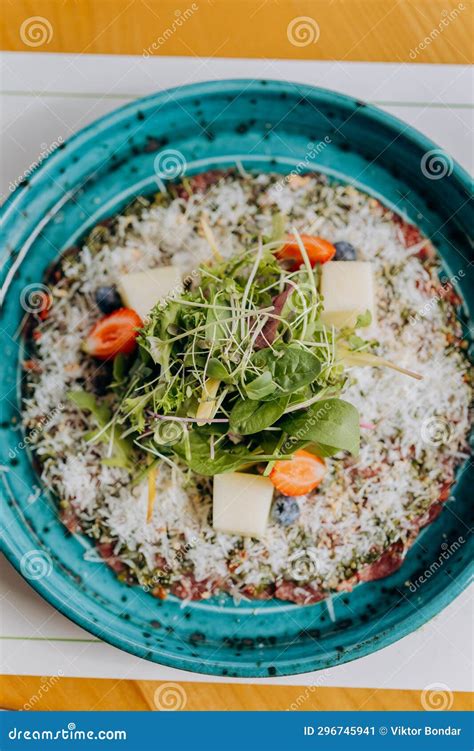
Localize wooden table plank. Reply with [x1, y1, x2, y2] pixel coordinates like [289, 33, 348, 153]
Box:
[1, 0, 472, 64]
[2, 675, 472, 711]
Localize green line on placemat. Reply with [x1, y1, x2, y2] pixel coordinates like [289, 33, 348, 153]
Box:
[1, 635, 101, 643]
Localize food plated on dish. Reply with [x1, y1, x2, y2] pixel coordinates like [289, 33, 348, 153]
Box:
[2, 80, 472, 676]
[21, 170, 472, 606]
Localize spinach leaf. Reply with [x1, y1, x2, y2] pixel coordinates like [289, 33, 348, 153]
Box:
[229, 395, 289, 435]
[282, 439, 344, 458]
[252, 345, 320, 395]
[207, 358, 234, 383]
[244, 371, 277, 400]
[279, 398, 360, 456]
[174, 431, 255, 475]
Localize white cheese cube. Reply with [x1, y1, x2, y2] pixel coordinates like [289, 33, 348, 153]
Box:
[118, 266, 182, 321]
[213, 472, 274, 538]
[320, 261, 376, 330]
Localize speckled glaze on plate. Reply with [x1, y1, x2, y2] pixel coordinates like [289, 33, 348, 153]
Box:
[1, 80, 472, 677]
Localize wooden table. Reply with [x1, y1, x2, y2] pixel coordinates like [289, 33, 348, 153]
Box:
[1, 0, 472, 711]
[1, 0, 473, 64]
[2, 676, 472, 711]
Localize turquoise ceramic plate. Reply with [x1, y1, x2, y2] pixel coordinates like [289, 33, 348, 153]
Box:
[1, 80, 472, 677]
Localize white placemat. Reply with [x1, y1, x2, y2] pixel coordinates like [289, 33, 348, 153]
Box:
[1, 53, 472, 688]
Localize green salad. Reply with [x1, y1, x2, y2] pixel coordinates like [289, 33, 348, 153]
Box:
[70, 229, 382, 478]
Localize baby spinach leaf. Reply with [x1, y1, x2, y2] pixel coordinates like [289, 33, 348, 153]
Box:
[279, 398, 360, 456]
[282, 439, 344, 458]
[174, 431, 254, 475]
[252, 345, 320, 395]
[207, 358, 234, 383]
[244, 371, 277, 400]
[229, 395, 289, 435]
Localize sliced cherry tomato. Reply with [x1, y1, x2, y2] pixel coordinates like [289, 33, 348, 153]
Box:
[270, 449, 326, 496]
[83, 307, 143, 360]
[277, 234, 336, 269]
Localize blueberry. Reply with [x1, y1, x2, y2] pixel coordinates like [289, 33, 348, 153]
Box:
[272, 497, 300, 526]
[334, 241, 357, 261]
[95, 285, 122, 314]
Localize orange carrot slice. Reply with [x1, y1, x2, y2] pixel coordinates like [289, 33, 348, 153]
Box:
[270, 449, 326, 496]
[277, 235, 336, 269]
[83, 307, 143, 360]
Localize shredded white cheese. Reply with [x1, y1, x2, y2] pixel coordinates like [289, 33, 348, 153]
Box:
[22, 171, 472, 598]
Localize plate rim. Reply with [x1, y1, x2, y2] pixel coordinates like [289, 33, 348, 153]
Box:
[1, 78, 472, 677]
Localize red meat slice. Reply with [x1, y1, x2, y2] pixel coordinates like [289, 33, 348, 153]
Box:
[176, 170, 225, 199]
[240, 584, 274, 600]
[171, 574, 217, 601]
[254, 286, 292, 349]
[419, 502, 444, 528]
[96, 542, 127, 573]
[274, 581, 325, 605]
[357, 541, 405, 583]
